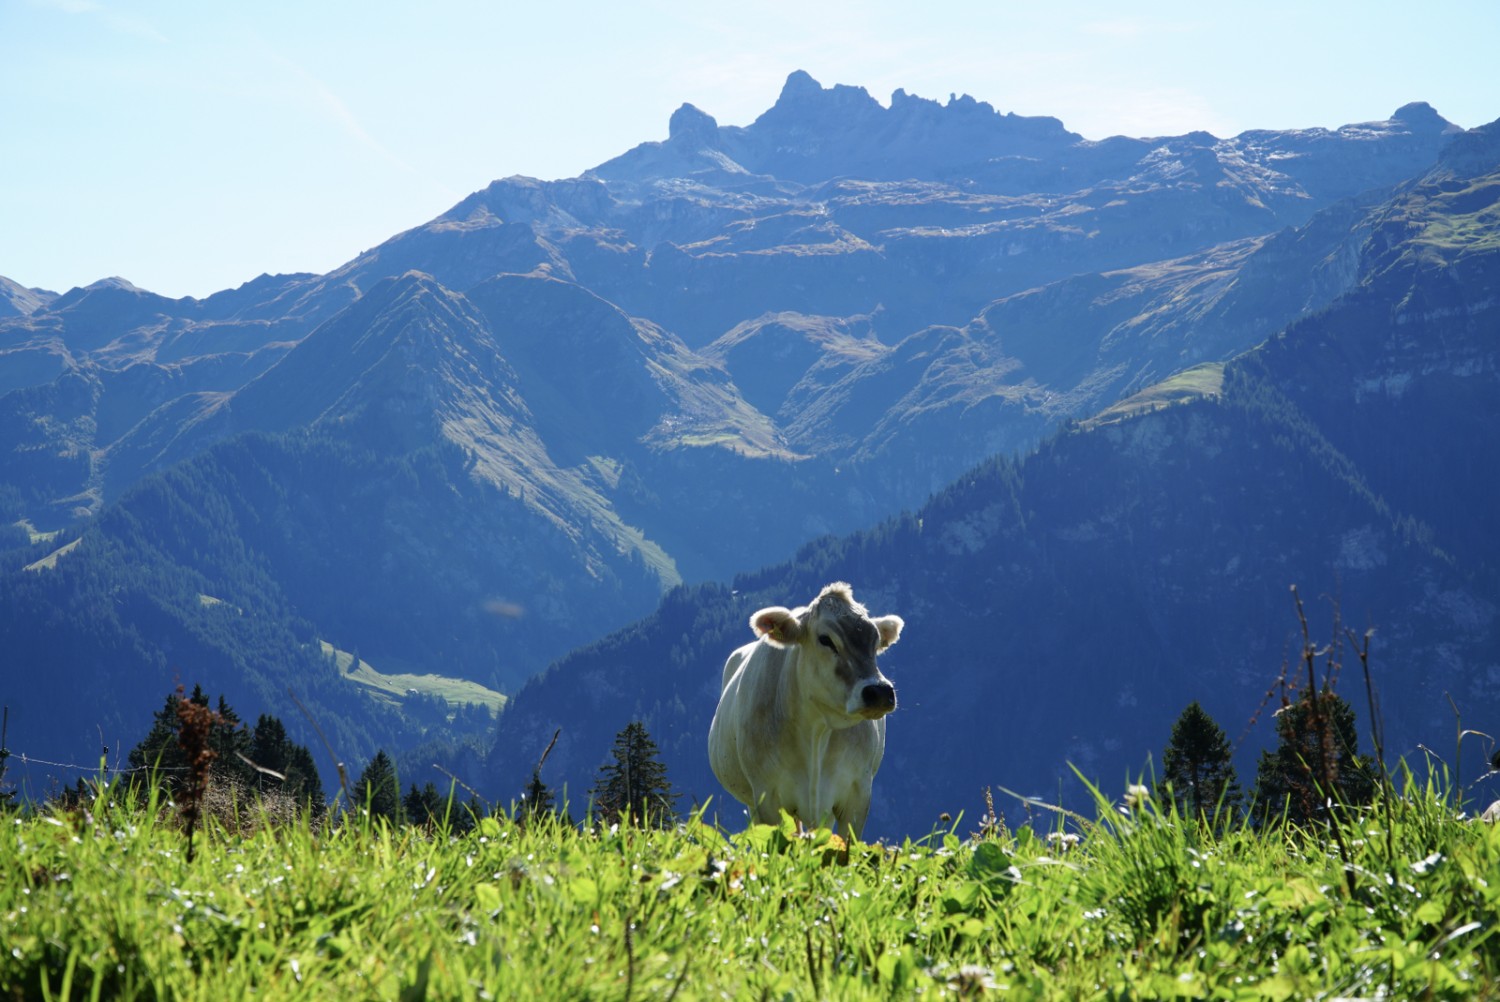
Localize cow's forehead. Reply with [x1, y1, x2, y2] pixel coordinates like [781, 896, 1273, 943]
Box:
[812, 602, 879, 653]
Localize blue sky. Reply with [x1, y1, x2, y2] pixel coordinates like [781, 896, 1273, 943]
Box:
[4, 0, 1498, 300]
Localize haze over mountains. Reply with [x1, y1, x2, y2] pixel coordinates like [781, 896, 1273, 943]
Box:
[1, 73, 1494, 831]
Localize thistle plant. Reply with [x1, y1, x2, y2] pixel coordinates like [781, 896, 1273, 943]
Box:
[173, 687, 224, 863]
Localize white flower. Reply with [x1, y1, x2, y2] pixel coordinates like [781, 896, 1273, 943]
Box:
[1123, 784, 1151, 811]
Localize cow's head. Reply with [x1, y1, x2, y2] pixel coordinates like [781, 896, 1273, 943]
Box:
[751, 582, 903, 723]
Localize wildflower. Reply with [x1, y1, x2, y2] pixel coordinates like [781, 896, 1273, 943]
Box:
[1123, 784, 1151, 812]
[947, 964, 999, 996]
[1046, 831, 1081, 852]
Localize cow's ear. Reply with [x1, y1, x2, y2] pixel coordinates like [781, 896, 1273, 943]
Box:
[872, 615, 904, 651]
[751, 606, 802, 647]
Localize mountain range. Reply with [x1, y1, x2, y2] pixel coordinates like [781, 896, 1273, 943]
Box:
[0, 73, 1493, 829]
[485, 118, 1500, 832]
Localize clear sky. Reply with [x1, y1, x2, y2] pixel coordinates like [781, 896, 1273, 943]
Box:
[4, 0, 1497, 301]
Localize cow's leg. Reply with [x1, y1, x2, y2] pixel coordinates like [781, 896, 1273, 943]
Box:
[834, 784, 873, 841]
[750, 788, 783, 826]
[833, 806, 866, 841]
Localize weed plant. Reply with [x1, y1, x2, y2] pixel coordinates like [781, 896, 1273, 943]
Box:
[2, 769, 1497, 999]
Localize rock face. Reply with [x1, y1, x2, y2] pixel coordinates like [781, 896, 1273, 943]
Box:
[0, 72, 1486, 797]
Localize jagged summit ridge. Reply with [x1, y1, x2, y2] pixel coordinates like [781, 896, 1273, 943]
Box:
[600, 70, 1081, 184]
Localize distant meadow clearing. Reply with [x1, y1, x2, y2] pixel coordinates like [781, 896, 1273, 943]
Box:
[3, 772, 1498, 1000]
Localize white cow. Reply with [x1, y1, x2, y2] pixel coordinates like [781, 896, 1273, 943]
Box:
[708, 582, 903, 838]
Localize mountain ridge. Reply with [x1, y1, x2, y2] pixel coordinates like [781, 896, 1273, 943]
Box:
[478, 137, 1500, 835]
[0, 75, 1492, 806]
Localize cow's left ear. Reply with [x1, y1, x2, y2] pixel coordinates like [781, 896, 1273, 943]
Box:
[872, 615, 904, 651]
[751, 606, 802, 648]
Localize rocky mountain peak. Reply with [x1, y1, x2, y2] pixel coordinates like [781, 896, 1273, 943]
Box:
[668, 102, 720, 146]
[760, 70, 884, 124]
[51, 276, 157, 309]
[776, 68, 831, 106]
[1391, 100, 1454, 131]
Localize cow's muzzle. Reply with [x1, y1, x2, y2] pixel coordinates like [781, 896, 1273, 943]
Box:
[859, 681, 897, 718]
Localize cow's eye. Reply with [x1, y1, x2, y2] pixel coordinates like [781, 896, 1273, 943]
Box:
[818, 635, 837, 652]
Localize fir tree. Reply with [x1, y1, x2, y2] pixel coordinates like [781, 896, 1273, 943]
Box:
[354, 749, 402, 823]
[519, 768, 557, 822]
[458, 794, 488, 834]
[128, 686, 252, 791]
[518, 726, 568, 827]
[245, 714, 323, 806]
[128, 688, 322, 806]
[404, 782, 447, 828]
[589, 721, 679, 828]
[1159, 701, 1242, 821]
[129, 687, 196, 778]
[1255, 687, 1376, 826]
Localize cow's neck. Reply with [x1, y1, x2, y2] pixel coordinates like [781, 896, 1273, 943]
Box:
[779, 650, 841, 826]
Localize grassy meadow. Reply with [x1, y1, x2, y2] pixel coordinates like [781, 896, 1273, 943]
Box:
[2, 772, 1498, 1001]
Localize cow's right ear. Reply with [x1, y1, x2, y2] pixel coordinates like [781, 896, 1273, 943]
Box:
[751, 606, 802, 647]
[873, 614, 904, 651]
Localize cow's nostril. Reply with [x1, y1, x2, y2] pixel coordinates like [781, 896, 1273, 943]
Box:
[863, 682, 896, 710]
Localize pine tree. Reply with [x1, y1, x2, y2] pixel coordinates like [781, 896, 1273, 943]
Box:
[245, 714, 324, 807]
[354, 749, 402, 823]
[589, 721, 679, 828]
[457, 794, 488, 834]
[517, 727, 568, 827]
[1255, 687, 1376, 826]
[128, 689, 322, 806]
[404, 782, 447, 828]
[1159, 701, 1242, 822]
[519, 768, 557, 822]
[128, 686, 250, 791]
[211, 694, 253, 788]
[129, 688, 194, 778]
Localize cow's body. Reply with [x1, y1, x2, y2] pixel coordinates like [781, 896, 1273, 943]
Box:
[708, 582, 902, 838]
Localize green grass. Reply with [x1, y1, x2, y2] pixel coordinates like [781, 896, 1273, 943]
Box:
[22, 538, 81, 573]
[1417, 177, 1500, 255]
[3, 773, 1497, 999]
[321, 641, 506, 714]
[1082, 363, 1225, 430]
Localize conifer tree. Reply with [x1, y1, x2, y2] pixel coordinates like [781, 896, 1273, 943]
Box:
[589, 721, 679, 828]
[128, 688, 322, 805]
[1255, 687, 1376, 826]
[354, 749, 402, 823]
[456, 794, 488, 834]
[517, 727, 568, 827]
[1159, 701, 1242, 821]
[404, 781, 447, 828]
[129, 688, 196, 778]
[519, 767, 558, 822]
[245, 714, 323, 806]
[129, 686, 251, 790]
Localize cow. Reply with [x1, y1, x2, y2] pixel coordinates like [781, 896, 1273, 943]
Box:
[708, 582, 903, 839]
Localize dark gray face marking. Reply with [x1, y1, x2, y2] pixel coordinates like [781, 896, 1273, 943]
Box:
[816, 606, 883, 685]
[838, 614, 879, 660]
